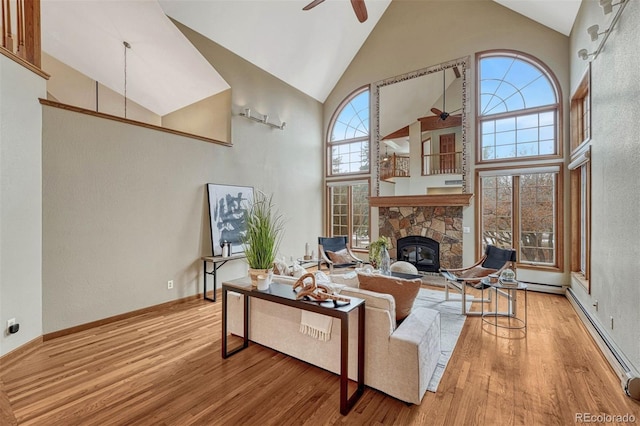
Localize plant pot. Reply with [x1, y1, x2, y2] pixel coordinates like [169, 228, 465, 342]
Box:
[248, 268, 273, 287]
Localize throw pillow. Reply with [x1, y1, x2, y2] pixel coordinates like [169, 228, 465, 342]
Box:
[389, 261, 419, 275]
[357, 272, 422, 321]
[327, 248, 353, 264]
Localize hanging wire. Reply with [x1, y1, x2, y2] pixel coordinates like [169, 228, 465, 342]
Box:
[123, 41, 131, 118]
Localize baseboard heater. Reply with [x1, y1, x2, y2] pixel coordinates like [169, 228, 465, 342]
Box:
[520, 281, 566, 295]
[566, 288, 640, 400]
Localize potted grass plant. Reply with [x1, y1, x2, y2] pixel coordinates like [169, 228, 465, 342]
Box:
[242, 191, 285, 287]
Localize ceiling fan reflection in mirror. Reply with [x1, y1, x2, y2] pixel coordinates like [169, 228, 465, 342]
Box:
[303, 0, 368, 23]
[430, 67, 462, 121]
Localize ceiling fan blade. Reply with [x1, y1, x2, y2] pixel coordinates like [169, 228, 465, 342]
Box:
[418, 114, 462, 131]
[430, 107, 443, 116]
[303, 0, 325, 11]
[351, 0, 368, 22]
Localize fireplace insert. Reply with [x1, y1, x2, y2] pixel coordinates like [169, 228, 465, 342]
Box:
[396, 236, 440, 273]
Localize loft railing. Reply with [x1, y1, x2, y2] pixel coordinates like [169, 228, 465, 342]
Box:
[1, 0, 41, 68]
[380, 153, 410, 181]
[422, 151, 462, 176]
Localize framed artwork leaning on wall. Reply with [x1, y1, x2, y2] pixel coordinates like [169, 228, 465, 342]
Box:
[206, 183, 254, 256]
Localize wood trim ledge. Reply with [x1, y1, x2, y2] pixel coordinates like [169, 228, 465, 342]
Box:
[39, 99, 233, 146]
[0, 46, 49, 79]
[369, 193, 473, 207]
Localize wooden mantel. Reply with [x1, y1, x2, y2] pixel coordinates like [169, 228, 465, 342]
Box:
[369, 193, 474, 207]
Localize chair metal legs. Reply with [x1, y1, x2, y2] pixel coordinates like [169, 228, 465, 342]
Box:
[444, 279, 493, 316]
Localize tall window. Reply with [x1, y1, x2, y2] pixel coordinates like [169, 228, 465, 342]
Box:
[570, 67, 591, 290]
[478, 52, 560, 162]
[326, 87, 370, 249]
[479, 168, 560, 267]
[477, 51, 562, 269]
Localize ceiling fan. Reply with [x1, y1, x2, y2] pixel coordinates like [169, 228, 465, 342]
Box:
[303, 0, 368, 23]
[430, 67, 461, 121]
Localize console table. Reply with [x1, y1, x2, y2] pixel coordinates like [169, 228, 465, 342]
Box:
[221, 277, 366, 415]
[201, 254, 245, 302]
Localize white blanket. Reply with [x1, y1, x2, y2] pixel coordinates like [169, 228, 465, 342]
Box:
[299, 311, 332, 341]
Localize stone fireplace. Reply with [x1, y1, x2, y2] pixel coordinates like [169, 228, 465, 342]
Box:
[371, 194, 472, 270]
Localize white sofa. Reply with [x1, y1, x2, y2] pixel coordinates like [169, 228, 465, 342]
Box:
[226, 274, 441, 404]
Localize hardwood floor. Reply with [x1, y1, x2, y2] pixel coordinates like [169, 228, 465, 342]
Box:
[2, 287, 639, 425]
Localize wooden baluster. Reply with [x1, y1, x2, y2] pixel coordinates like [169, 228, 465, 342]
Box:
[4, 0, 14, 52]
[17, 0, 25, 58]
[2, 0, 5, 48]
[0, 0, 41, 67]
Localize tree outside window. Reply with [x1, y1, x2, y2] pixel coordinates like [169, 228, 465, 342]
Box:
[480, 171, 558, 267]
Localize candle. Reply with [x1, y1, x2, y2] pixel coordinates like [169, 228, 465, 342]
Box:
[305, 243, 309, 256]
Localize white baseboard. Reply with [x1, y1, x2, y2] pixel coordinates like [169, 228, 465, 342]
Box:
[566, 288, 640, 401]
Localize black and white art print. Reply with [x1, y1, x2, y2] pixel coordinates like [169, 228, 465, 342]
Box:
[206, 183, 254, 256]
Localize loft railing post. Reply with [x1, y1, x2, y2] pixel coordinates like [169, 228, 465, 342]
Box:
[23, 0, 40, 67]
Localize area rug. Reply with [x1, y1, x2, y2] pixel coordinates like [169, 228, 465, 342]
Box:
[412, 288, 471, 392]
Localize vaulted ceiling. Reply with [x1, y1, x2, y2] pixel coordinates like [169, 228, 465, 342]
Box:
[41, 0, 581, 114]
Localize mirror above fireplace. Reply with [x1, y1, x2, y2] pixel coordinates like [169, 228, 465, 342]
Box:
[371, 57, 470, 198]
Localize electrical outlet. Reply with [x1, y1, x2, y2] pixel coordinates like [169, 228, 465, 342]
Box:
[167, 280, 174, 290]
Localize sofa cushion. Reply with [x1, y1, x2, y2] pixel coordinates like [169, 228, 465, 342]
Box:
[357, 272, 422, 321]
[327, 271, 360, 288]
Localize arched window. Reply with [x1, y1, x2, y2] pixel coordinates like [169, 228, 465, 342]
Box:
[328, 88, 369, 175]
[476, 51, 563, 269]
[478, 51, 560, 162]
[325, 87, 370, 249]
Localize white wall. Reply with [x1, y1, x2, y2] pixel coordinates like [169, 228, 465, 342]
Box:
[569, 0, 640, 371]
[0, 55, 46, 356]
[41, 24, 323, 333]
[324, 0, 569, 275]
